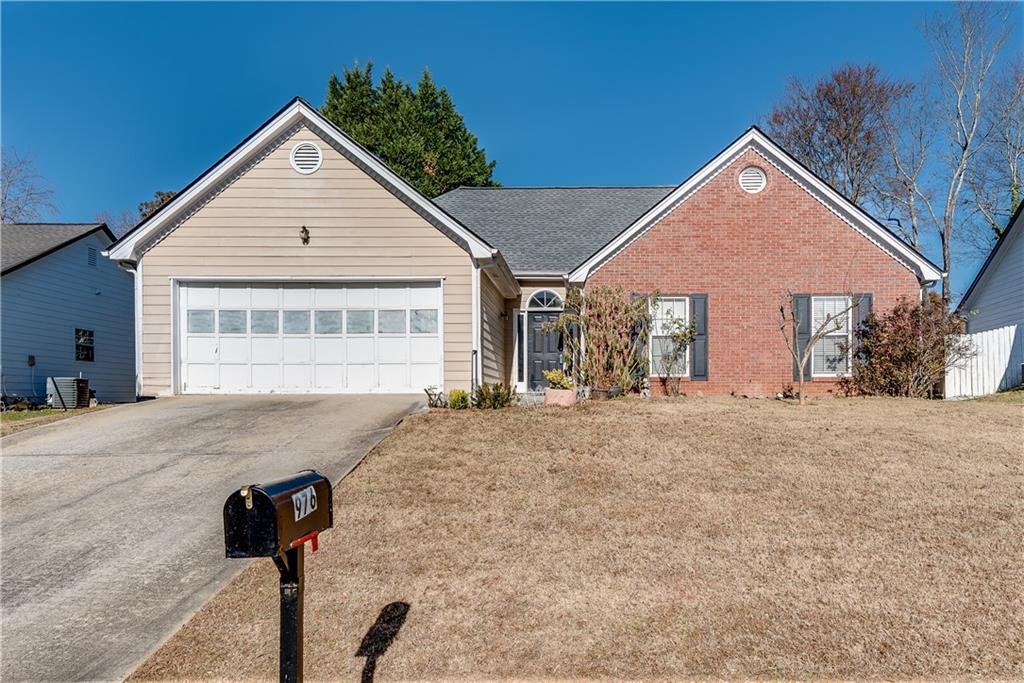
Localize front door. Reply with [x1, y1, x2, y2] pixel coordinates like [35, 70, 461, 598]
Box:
[527, 311, 562, 390]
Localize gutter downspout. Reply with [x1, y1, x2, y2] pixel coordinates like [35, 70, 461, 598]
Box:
[118, 260, 143, 400]
[471, 262, 481, 391]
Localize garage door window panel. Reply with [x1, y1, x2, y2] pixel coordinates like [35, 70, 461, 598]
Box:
[283, 310, 310, 335]
[315, 311, 343, 335]
[188, 310, 215, 334]
[251, 310, 279, 335]
[379, 310, 407, 335]
[410, 309, 438, 335]
[219, 310, 247, 335]
[347, 310, 374, 335]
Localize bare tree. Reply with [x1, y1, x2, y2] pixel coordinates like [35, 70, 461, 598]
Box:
[1, 148, 56, 223]
[968, 57, 1024, 246]
[779, 290, 860, 405]
[918, 2, 1013, 301]
[95, 209, 138, 238]
[767, 64, 913, 206]
[877, 80, 937, 250]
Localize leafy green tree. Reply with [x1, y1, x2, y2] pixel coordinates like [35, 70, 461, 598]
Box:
[321, 62, 498, 197]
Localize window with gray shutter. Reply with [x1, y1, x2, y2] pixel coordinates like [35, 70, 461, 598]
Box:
[650, 297, 689, 377]
[811, 296, 851, 375]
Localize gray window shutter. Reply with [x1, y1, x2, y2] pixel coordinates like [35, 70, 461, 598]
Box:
[852, 293, 873, 354]
[689, 294, 708, 381]
[793, 295, 811, 381]
[631, 293, 649, 380]
[853, 293, 872, 331]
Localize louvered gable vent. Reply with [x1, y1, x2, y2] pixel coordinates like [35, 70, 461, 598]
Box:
[738, 166, 767, 194]
[290, 142, 323, 174]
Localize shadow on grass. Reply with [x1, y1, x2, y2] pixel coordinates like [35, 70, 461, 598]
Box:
[356, 601, 409, 683]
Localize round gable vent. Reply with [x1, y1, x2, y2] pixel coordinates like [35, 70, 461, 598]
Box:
[738, 165, 767, 194]
[290, 142, 323, 175]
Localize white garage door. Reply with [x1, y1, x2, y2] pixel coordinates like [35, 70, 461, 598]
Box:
[177, 282, 441, 394]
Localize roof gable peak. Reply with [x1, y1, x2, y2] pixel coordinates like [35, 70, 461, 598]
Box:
[105, 98, 495, 262]
[569, 126, 943, 284]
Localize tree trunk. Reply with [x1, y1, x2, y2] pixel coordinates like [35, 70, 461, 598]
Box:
[941, 229, 952, 303]
[798, 374, 806, 405]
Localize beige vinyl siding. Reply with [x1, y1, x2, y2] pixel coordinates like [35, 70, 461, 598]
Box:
[138, 125, 473, 395]
[505, 281, 566, 384]
[480, 273, 508, 384]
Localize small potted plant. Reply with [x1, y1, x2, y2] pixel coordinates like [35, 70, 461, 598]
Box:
[542, 369, 577, 406]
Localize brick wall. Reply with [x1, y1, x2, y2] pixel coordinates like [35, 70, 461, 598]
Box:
[587, 148, 923, 397]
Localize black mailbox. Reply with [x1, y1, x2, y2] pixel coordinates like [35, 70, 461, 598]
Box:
[223, 470, 333, 683]
[224, 469, 333, 558]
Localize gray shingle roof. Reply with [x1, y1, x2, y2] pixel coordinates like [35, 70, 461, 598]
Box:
[434, 186, 674, 274]
[2, 223, 110, 274]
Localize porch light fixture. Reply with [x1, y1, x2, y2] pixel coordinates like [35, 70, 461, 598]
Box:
[299, 226, 310, 245]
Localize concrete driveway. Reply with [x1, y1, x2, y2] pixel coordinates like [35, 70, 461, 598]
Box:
[1, 394, 421, 682]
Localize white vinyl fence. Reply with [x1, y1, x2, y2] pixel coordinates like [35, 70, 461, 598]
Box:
[945, 323, 1024, 399]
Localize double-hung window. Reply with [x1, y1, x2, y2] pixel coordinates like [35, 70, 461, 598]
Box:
[811, 296, 851, 376]
[650, 297, 689, 377]
[75, 328, 95, 362]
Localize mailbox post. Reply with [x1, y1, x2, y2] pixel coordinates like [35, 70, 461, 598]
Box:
[224, 470, 333, 683]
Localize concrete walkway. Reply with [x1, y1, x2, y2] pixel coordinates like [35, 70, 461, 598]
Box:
[1, 395, 421, 682]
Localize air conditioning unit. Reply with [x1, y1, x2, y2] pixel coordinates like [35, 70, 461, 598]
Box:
[47, 377, 90, 409]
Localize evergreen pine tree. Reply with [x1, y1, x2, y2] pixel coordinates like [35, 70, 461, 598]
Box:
[321, 62, 498, 197]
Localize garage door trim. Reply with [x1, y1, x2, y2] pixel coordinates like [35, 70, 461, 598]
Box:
[169, 276, 446, 395]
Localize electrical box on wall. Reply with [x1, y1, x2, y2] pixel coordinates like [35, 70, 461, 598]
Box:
[27, 355, 35, 367]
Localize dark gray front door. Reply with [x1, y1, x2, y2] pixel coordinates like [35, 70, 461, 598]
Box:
[528, 311, 562, 390]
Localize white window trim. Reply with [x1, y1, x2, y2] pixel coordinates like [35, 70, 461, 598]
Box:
[649, 296, 690, 378]
[527, 289, 563, 310]
[810, 295, 852, 378]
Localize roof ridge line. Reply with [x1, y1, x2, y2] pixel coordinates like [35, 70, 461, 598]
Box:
[449, 185, 677, 190]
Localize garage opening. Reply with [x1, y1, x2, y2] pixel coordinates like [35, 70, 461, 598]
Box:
[177, 281, 441, 394]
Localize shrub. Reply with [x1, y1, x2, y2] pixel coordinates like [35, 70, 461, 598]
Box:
[652, 312, 697, 396]
[447, 389, 470, 409]
[542, 369, 574, 390]
[423, 386, 447, 408]
[545, 286, 653, 393]
[839, 293, 973, 398]
[471, 382, 517, 409]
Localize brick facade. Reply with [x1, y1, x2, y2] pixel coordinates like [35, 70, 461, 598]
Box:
[586, 148, 923, 397]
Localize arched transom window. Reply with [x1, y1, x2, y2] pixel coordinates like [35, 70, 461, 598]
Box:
[527, 290, 562, 309]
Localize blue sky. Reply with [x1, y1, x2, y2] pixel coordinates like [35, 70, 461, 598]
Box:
[2, 2, 1019, 294]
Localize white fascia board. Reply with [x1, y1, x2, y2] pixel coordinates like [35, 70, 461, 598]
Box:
[569, 129, 944, 285]
[105, 99, 494, 262]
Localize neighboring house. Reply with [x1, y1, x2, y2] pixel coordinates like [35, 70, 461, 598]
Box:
[105, 98, 942, 398]
[2, 223, 136, 403]
[957, 202, 1023, 334]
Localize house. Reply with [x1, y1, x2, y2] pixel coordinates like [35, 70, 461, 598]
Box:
[105, 97, 942, 398]
[2, 223, 136, 403]
[957, 202, 1023, 334]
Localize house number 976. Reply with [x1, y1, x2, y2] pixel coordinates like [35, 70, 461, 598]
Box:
[291, 486, 318, 522]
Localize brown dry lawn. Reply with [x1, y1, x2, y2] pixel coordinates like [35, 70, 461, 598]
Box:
[0, 405, 110, 436]
[133, 394, 1023, 682]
